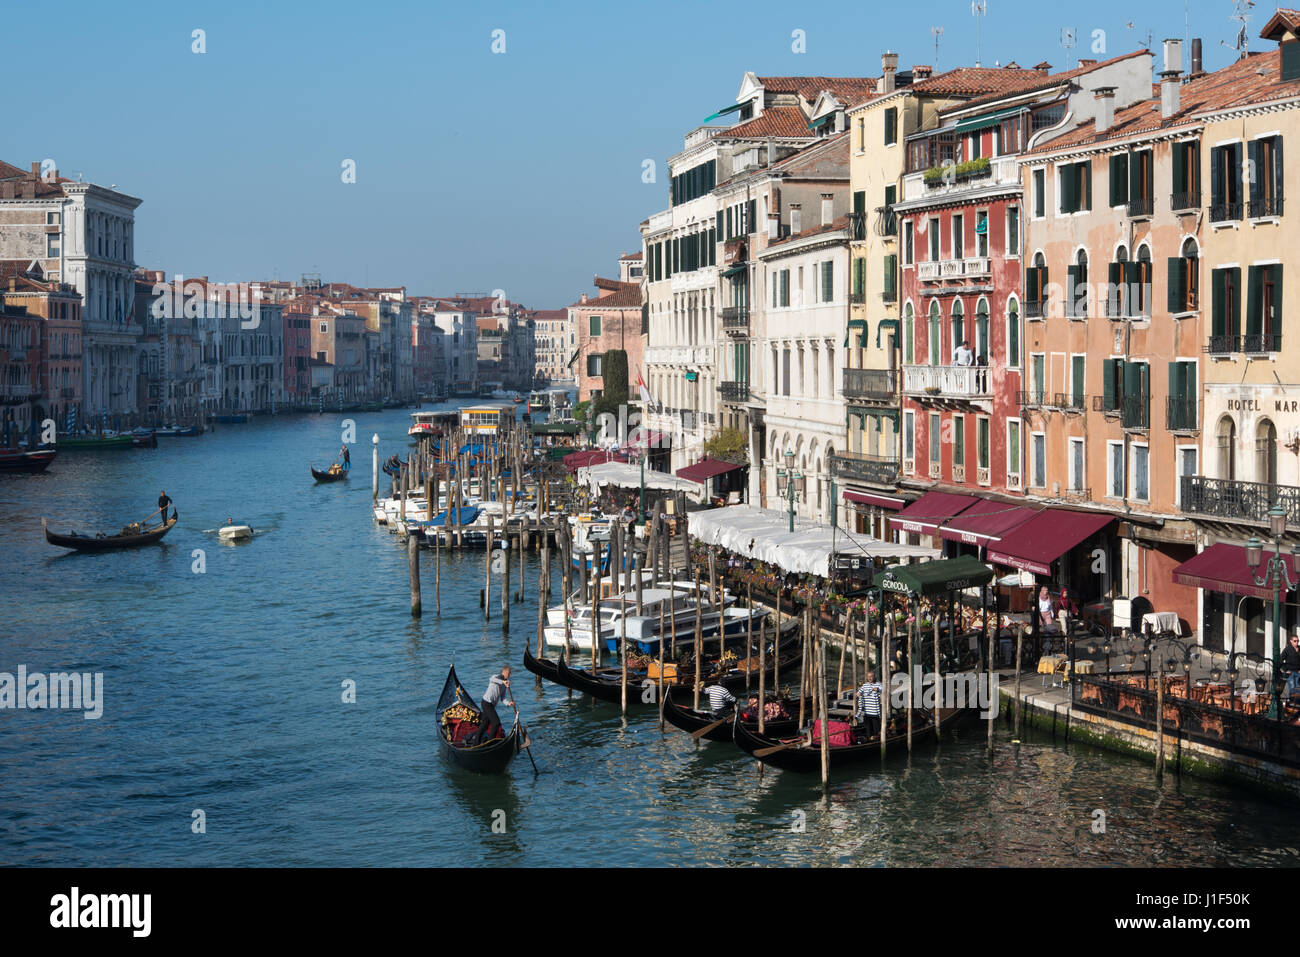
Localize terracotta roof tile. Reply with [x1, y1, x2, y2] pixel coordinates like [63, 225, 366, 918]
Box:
[570, 278, 641, 310]
[756, 76, 878, 104]
[954, 49, 1152, 112]
[715, 106, 817, 139]
[1261, 8, 1300, 40]
[763, 214, 851, 250]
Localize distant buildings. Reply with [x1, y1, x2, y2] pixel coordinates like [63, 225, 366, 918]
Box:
[571, 272, 644, 404]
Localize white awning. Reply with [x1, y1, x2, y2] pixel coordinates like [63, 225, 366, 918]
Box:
[581, 462, 704, 496]
[687, 504, 939, 578]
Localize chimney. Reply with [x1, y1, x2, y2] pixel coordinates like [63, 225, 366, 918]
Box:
[1161, 38, 1184, 118]
[1192, 38, 1203, 76]
[1034, 61, 1052, 75]
[1094, 87, 1116, 132]
[30, 162, 39, 178]
[912, 64, 933, 81]
[881, 51, 899, 93]
[1078, 59, 1097, 68]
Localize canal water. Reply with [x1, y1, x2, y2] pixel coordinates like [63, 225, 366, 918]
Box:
[1, 407, 1296, 867]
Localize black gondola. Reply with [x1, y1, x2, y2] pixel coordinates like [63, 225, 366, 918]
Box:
[523, 617, 802, 705]
[732, 705, 963, 773]
[661, 685, 810, 743]
[435, 665, 521, 773]
[310, 462, 349, 483]
[43, 513, 178, 551]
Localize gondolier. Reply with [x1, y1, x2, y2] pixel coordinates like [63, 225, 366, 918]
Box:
[474, 666, 511, 744]
[855, 670, 883, 740]
[341, 444, 351, 470]
[157, 490, 173, 521]
[702, 682, 736, 716]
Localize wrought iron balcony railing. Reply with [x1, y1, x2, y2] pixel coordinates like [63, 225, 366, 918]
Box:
[1181, 475, 1300, 528]
[1170, 191, 1200, 212]
[1121, 394, 1150, 430]
[874, 206, 897, 237]
[830, 450, 899, 485]
[721, 307, 749, 332]
[849, 291, 866, 305]
[1248, 195, 1284, 219]
[1127, 195, 1154, 218]
[1168, 396, 1198, 431]
[1024, 300, 1044, 319]
[849, 212, 867, 242]
[1242, 333, 1282, 355]
[1206, 334, 1240, 355]
[1210, 201, 1242, 223]
[842, 367, 897, 401]
[719, 381, 750, 403]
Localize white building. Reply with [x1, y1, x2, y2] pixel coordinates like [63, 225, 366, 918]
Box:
[430, 301, 479, 395]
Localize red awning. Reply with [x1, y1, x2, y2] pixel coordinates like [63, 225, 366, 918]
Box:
[844, 490, 907, 510]
[676, 458, 742, 484]
[621, 430, 670, 452]
[563, 449, 628, 473]
[1172, 543, 1300, 600]
[939, 501, 1041, 545]
[891, 491, 981, 534]
[986, 509, 1114, 576]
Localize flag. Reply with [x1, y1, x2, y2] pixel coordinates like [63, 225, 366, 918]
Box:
[636, 371, 656, 411]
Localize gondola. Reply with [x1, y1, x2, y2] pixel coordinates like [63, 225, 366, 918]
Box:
[732, 705, 964, 773]
[661, 685, 810, 743]
[310, 462, 348, 482]
[523, 617, 802, 705]
[435, 665, 521, 773]
[0, 448, 56, 473]
[43, 513, 178, 551]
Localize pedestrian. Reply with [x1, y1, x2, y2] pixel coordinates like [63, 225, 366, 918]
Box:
[1281, 634, 1300, 699]
[856, 669, 883, 740]
[473, 666, 511, 744]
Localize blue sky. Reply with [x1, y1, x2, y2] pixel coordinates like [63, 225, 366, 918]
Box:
[4, 0, 1257, 308]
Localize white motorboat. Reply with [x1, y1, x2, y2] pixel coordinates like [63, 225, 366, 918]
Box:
[542, 586, 760, 654]
[218, 523, 254, 542]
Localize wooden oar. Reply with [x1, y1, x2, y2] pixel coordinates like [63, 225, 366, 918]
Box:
[690, 713, 732, 739]
[753, 739, 804, 758]
[508, 696, 539, 775]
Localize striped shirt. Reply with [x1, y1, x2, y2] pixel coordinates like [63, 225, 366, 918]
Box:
[856, 681, 882, 718]
[705, 685, 736, 712]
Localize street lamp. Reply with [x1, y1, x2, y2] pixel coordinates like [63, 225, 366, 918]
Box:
[1245, 503, 1297, 719]
[775, 448, 804, 533]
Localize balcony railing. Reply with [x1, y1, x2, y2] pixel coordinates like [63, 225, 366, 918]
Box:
[1242, 333, 1282, 355]
[874, 206, 897, 237]
[1210, 201, 1242, 223]
[849, 291, 866, 305]
[830, 450, 899, 485]
[1020, 389, 1047, 407]
[1171, 191, 1200, 212]
[1181, 475, 1300, 528]
[1127, 195, 1154, 218]
[1206, 334, 1239, 355]
[719, 381, 750, 403]
[843, 367, 897, 401]
[903, 364, 991, 400]
[721, 307, 749, 333]
[1052, 391, 1088, 412]
[916, 258, 989, 282]
[1120, 395, 1150, 430]
[1024, 300, 1044, 319]
[849, 212, 867, 242]
[1168, 396, 1198, 431]
[1248, 195, 1284, 219]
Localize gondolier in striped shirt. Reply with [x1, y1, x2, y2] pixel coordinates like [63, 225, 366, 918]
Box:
[473, 666, 511, 744]
[703, 682, 736, 716]
[855, 670, 883, 740]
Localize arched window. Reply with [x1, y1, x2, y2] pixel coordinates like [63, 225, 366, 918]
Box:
[1176, 237, 1199, 313]
[1071, 249, 1089, 317]
[928, 300, 941, 365]
[1136, 246, 1153, 318]
[950, 299, 965, 360]
[975, 298, 990, 364]
[1256, 419, 1278, 486]
[1006, 296, 1020, 367]
[1217, 417, 1236, 480]
[903, 302, 914, 365]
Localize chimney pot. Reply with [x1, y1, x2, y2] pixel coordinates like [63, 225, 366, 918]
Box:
[881, 51, 900, 93]
[29, 162, 39, 178]
[1192, 38, 1203, 75]
[1163, 38, 1183, 74]
[1094, 87, 1117, 132]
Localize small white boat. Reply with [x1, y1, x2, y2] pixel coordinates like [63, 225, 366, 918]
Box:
[218, 523, 254, 542]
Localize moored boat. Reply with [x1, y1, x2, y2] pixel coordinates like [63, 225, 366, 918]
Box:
[436, 665, 521, 773]
[130, 428, 157, 448]
[0, 447, 56, 473]
[56, 433, 133, 450]
[43, 513, 178, 551]
[661, 686, 810, 743]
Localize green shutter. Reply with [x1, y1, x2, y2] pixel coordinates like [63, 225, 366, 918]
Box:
[1072, 354, 1085, 406]
[1169, 361, 1183, 429]
[1108, 261, 1124, 315]
[883, 255, 897, 297]
[1230, 266, 1242, 337]
[1062, 165, 1076, 213]
[1129, 152, 1141, 205]
[1249, 140, 1262, 205]
[1275, 265, 1285, 337]
[1066, 265, 1079, 317]
[1211, 269, 1226, 337]
[1246, 265, 1262, 337]
[1008, 306, 1019, 365]
[1172, 143, 1186, 195]
[1167, 258, 1185, 313]
[1110, 155, 1128, 206]
[1025, 267, 1039, 303]
[853, 190, 865, 215]
[1102, 358, 1117, 410]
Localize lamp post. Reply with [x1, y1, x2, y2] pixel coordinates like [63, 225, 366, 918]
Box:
[775, 447, 803, 533]
[1245, 503, 1297, 720]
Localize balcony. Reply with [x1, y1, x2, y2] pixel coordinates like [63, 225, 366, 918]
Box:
[1168, 396, 1198, 432]
[1242, 333, 1282, 355]
[1181, 476, 1300, 529]
[849, 291, 866, 305]
[918, 259, 977, 282]
[1127, 195, 1154, 218]
[903, 364, 991, 402]
[1052, 392, 1088, 412]
[1248, 196, 1284, 219]
[830, 450, 899, 486]
[719, 381, 750, 403]
[849, 212, 867, 242]
[1120, 395, 1150, 430]
[1171, 191, 1199, 212]
[843, 367, 897, 402]
[1024, 300, 1044, 319]
[1210, 202, 1243, 224]
[874, 206, 897, 238]
[1206, 334, 1239, 355]
[721, 307, 749, 334]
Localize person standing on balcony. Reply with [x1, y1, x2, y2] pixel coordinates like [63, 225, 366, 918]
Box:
[953, 340, 974, 367]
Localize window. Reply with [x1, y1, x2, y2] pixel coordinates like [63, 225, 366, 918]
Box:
[782, 348, 791, 396]
[1067, 249, 1088, 318]
[1006, 206, 1019, 256]
[1167, 238, 1199, 314]
[999, 113, 1024, 155]
[587, 353, 604, 377]
[1108, 153, 1130, 207]
[928, 218, 940, 261]
[589, 315, 601, 337]
[1210, 143, 1243, 222]
[950, 299, 964, 357]
[1108, 442, 1125, 497]
[1032, 169, 1046, 218]
[1069, 438, 1085, 492]
[1248, 136, 1284, 218]
[1128, 149, 1154, 215]
[1177, 447, 1198, 506]
[852, 257, 866, 298]
[1032, 432, 1046, 488]
[929, 412, 941, 465]
[977, 417, 990, 471]
[46, 234, 60, 257]
[857, 117, 866, 151]
[952, 214, 964, 259]
[1007, 420, 1021, 482]
[1217, 417, 1237, 480]
[1025, 256, 1047, 317]
[1210, 266, 1241, 351]
[975, 299, 989, 363]
[1070, 354, 1085, 409]
[953, 414, 965, 468]
[1168, 360, 1197, 430]
[320, 322, 328, 334]
[903, 220, 915, 264]
[883, 254, 897, 301]
[1245, 264, 1283, 352]
[1059, 160, 1092, 213]
[976, 210, 988, 258]
[1007, 298, 1020, 367]
[790, 205, 802, 235]
[884, 107, 898, 145]
[1132, 444, 1149, 501]
[1172, 141, 1201, 210]
[904, 410, 915, 462]
[928, 301, 941, 365]
[821, 260, 834, 303]
[821, 195, 834, 227]
[1030, 353, 1045, 404]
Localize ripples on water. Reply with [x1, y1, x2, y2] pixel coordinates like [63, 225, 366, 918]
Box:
[0, 409, 1296, 867]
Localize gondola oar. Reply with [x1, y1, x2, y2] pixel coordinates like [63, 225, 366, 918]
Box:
[508, 696, 539, 775]
[690, 713, 732, 739]
[752, 739, 805, 759]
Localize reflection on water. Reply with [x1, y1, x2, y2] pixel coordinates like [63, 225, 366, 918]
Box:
[0, 408, 1296, 866]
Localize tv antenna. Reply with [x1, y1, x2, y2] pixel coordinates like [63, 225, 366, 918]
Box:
[931, 25, 944, 72]
[1223, 0, 1255, 60]
[1125, 22, 1154, 50]
[1061, 26, 1077, 70]
[972, 2, 987, 67]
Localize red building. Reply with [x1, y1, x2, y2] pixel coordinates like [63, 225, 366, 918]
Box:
[0, 292, 43, 441]
[1, 262, 81, 432]
[281, 295, 318, 405]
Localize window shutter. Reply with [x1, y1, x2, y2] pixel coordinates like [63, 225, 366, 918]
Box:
[1167, 258, 1185, 313]
[1210, 146, 1224, 208]
[1211, 269, 1226, 338]
[1284, 39, 1300, 80]
[1025, 267, 1039, 304]
[1108, 261, 1124, 316]
[1103, 358, 1117, 410]
[1061, 165, 1075, 213]
[780, 269, 788, 307]
[1123, 360, 1139, 415]
[1275, 137, 1285, 201]
[822, 261, 833, 302]
[1066, 265, 1079, 317]
[1172, 143, 1186, 195]
[1275, 264, 1285, 333]
[1246, 265, 1262, 336]
[1110, 155, 1127, 206]
[1084, 162, 1093, 209]
[853, 190, 865, 215]
[883, 255, 897, 297]
[1249, 140, 1262, 205]
[1230, 267, 1242, 336]
[748, 199, 757, 234]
